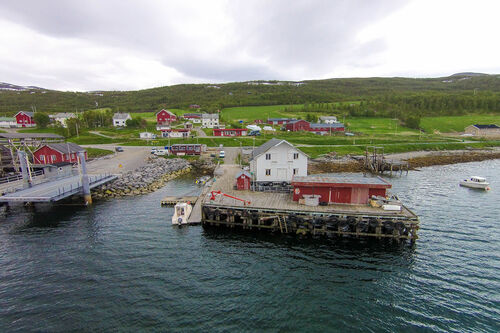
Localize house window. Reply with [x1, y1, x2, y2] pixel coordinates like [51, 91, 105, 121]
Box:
[293, 168, 299, 175]
[265, 169, 271, 176]
[40, 155, 45, 162]
[265, 153, 271, 160]
[52, 155, 56, 162]
[293, 153, 299, 159]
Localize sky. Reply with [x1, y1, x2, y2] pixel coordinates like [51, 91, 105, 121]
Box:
[0, 0, 499, 91]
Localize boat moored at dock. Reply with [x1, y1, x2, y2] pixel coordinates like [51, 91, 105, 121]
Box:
[172, 202, 192, 226]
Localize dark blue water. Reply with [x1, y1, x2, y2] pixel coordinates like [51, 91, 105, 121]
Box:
[1, 160, 499, 332]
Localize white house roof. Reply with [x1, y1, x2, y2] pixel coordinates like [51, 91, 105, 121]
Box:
[113, 113, 131, 120]
[251, 138, 307, 160]
[53, 112, 76, 119]
[319, 116, 337, 120]
[202, 113, 219, 119]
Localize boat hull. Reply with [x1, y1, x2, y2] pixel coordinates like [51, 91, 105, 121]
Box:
[459, 181, 490, 190]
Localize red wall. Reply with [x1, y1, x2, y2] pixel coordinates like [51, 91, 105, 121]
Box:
[171, 144, 201, 155]
[15, 113, 35, 127]
[33, 146, 87, 164]
[293, 184, 388, 204]
[157, 110, 177, 124]
[286, 120, 310, 131]
[236, 175, 251, 190]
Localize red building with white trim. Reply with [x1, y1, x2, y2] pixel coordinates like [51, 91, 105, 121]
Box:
[15, 111, 36, 127]
[291, 175, 391, 204]
[156, 109, 177, 125]
[235, 171, 252, 190]
[285, 119, 311, 131]
[213, 128, 248, 137]
[32, 143, 87, 164]
[170, 144, 206, 156]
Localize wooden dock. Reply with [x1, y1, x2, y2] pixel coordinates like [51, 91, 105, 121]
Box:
[200, 166, 419, 240]
[161, 196, 198, 206]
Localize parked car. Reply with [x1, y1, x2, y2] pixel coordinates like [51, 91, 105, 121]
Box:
[219, 151, 225, 158]
[115, 146, 124, 152]
[151, 147, 158, 154]
[248, 130, 261, 136]
[154, 149, 168, 156]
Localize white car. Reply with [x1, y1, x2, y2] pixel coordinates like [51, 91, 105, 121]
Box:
[154, 149, 168, 156]
[219, 151, 225, 158]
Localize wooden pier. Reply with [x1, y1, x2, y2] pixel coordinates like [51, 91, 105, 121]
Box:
[199, 166, 419, 240]
[365, 146, 409, 175]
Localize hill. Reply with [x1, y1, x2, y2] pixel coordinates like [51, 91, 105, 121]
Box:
[0, 74, 500, 115]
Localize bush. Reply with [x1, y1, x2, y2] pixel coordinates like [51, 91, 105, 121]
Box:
[34, 113, 50, 128]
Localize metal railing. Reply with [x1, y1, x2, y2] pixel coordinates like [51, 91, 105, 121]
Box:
[0, 170, 44, 185]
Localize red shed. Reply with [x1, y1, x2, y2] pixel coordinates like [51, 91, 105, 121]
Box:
[15, 111, 36, 127]
[156, 109, 177, 125]
[235, 170, 252, 190]
[32, 143, 87, 164]
[213, 128, 248, 136]
[292, 175, 391, 204]
[285, 119, 310, 131]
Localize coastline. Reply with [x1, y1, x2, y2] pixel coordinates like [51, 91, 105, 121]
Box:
[309, 148, 500, 173]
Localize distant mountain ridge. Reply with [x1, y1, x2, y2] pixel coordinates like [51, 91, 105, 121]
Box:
[0, 82, 46, 91]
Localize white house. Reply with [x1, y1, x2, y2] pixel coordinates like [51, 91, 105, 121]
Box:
[50, 113, 76, 128]
[250, 138, 308, 183]
[139, 132, 156, 139]
[202, 113, 219, 128]
[0, 117, 17, 128]
[319, 116, 338, 124]
[113, 113, 132, 127]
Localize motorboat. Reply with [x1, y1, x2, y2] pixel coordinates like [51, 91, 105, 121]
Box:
[459, 176, 490, 190]
[172, 202, 192, 226]
[195, 176, 211, 186]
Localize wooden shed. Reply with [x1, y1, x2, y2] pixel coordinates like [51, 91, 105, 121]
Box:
[291, 174, 391, 204]
[235, 170, 252, 190]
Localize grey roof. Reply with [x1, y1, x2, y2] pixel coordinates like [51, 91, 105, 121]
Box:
[53, 112, 76, 118]
[319, 116, 337, 120]
[183, 113, 201, 118]
[16, 111, 34, 117]
[0, 133, 64, 139]
[267, 118, 296, 121]
[113, 113, 131, 120]
[473, 124, 499, 129]
[235, 170, 252, 179]
[202, 113, 219, 119]
[292, 174, 390, 186]
[310, 122, 344, 129]
[251, 138, 307, 160]
[45, 143, 85, 154]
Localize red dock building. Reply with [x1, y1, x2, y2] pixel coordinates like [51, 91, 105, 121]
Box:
[33, 143, 87, 164]
[235, 171, 252, 190]
[291, 175, 391, 204]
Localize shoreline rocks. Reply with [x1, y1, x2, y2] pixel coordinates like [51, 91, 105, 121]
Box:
[93, 157, 192, 200]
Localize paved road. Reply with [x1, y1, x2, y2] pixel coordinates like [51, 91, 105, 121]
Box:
[83, 145, 151, 174]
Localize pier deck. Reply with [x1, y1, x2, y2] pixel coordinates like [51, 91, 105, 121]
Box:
[200, 166, 419, 240]
[0, 174, 117, 203]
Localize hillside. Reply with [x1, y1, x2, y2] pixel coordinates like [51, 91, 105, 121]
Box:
[0, 73, 500, 115]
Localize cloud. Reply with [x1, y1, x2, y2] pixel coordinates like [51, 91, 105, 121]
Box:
[2, 0, 498, 91]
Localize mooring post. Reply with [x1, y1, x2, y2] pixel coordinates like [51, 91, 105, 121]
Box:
[17, 150, 31, 188]
[78, 151, 92, 205]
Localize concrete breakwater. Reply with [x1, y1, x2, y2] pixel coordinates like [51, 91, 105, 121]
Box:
[93, 157, 192, 200]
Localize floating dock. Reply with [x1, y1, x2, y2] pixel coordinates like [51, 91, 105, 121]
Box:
[199, 166, 419, 240]
[161, 196, 198, 206]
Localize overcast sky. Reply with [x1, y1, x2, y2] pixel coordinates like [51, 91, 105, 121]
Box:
[1, 0, 499, 91]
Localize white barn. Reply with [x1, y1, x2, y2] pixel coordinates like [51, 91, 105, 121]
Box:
[250, 138, 307, 183]
[113, 113, 132, 127]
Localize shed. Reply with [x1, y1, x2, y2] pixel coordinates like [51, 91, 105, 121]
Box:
[235, 170, 252, 190]
[32, 143, 86, 165]
[464, 124, 500, 136]
[291, 174, 391, 205]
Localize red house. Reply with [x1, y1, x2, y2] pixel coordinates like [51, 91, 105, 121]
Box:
[213, 128, 248, 137]
[170, 144, 206, 156]
[15, 111, 35, 127]
[33, 143, 87, 165]
[156, 109, 177, 125]
[291, 175, 391, 205]
[235, 171, 252, 190]
[285, 119, 311, 131]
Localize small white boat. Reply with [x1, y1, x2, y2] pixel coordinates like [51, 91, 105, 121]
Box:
[459, 176, 491, 190]
[172, 202, 192, 226]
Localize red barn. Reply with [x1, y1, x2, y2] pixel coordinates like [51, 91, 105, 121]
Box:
[213, 128, 248, 136]
[267, 118, 296, 125]
[170, 144, 206, 155]
[156, 109, 177, 125]
[285, 119, 311, 131]
[15, 111, 35, 127]
[309, 123, 345, 133]
[33, 143, 87, 164]
[235, 171, 252, 190]
[292, 175, 391, 205]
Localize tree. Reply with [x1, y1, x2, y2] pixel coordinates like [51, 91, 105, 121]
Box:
[126, 117, 147, 128]
[34, 112, 50, 128]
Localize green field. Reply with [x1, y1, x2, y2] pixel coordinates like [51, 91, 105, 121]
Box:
[86, 147, 114, 158]
[221, 105, 303, 122]
[420, 115, 500, 133]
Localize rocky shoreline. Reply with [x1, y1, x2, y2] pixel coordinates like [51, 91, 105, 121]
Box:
[309, 149, 500, 174]
[93, 157, 192, 200]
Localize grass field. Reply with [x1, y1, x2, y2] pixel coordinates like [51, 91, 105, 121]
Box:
[420, 115, 500, 133]
[86, 147, 114, 158]
[221, 105, 303, 122]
